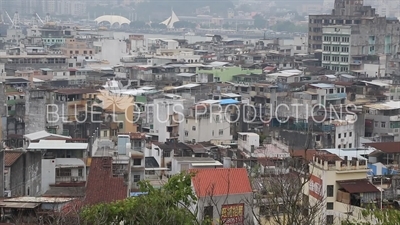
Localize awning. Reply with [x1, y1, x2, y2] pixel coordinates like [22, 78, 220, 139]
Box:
[337, 179, 380, 193]
[0, 202, 40, 209]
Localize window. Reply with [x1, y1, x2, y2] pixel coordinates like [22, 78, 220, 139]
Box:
[145, 171, 155, 175]
[344, 133, 347, 138]
[349, 143, 352, 148]
[185, 131, 188, 136]
[204, 206, 213, 220]
[296, 46, 301, 50]
[103, 130, 107, 137]
[327, 215, 334, 224]
[192, 126, 196, 131]
[327, 185, 334, 197]
[56, 168, 71, 177]
[381, 122, 386, 128]
[327, 202, 334, 210]
[338, 145, 341, 148]
[219, 129, 223, 135]
[374, 121, 379, 127]
[338, 133, 341, 138]
[349, 132, 352, 137]
[133, 159, 141, 166]
[312, 95, 318, 100]
[119, 123, 123, 129]
[163, 151, 171, 157]
[133, 175, 140, 182]
[78, 168, 83, 177]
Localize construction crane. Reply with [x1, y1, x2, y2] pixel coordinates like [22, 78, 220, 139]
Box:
[36, 13, 44, 25]
[4, 11, 13, 26]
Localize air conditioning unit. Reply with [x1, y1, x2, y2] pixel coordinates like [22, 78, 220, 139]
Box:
[71, 177, 79, 182]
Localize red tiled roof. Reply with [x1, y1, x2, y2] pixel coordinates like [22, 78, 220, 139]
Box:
[364, 142, 400, 154]
[84, 157, 127, 205]
[337, 179, 380, 193]
[191, 168, 252, 198]
[4, 151, 23, 167]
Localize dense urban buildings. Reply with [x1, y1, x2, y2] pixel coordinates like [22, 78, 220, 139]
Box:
[0, 0, 399, 224]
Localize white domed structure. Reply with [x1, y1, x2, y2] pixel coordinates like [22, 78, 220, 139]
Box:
[94, 15, 131, 26]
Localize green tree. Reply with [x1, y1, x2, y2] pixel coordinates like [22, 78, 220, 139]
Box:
[270, 21, 307, 33]
[253, 14, 266, 29]
[130, 21, 149, 29]
[341, 205, 400, 225]
[150, 22, 167, 29]
[173, 21, 197, 29]
[81, 172, 199, 225]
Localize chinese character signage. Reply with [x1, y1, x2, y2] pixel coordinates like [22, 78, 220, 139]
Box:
[309, 175, 323, 200]
[221, 203, 245, 225]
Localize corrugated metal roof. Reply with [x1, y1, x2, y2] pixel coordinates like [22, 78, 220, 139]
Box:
[0, 202, 40, 209]
[23, 130, 72, 141]
[310, 83, 335, 89]
[27, 140, 88, 150]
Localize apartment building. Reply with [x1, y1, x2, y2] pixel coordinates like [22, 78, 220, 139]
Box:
[152, 98, 186, 143]
[185, 100, 235, 144]
[322, 26, 351, 72]
[364, 101, 400, 141]
[305, 149, 379, 224]
[26, 139, 88, 195]
[308, 0, 400, 56]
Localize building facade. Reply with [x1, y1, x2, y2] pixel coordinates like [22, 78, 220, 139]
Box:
[322, 26, 351, 72]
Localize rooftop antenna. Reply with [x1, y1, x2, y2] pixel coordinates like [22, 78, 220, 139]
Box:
[32, 13, 38, 26]
[45, 13, 51, 24]
[13, 11, 20, 29]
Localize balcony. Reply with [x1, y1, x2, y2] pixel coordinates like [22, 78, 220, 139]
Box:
[55, 176, 85, 183]
[326, 92, 346, 100]
[390, 115, 400, 121]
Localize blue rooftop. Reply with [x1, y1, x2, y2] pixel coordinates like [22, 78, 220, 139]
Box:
[219, 99, 240, 105]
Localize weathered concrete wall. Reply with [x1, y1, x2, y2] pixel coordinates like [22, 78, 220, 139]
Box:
[10, 155, 24, 197]
[24, 89, 64, 135]
[0, 83, 6, 142]
[267, 128, 335, 150]
[24, 151, 42, 197]
[25, 90, 47, 134]
[0, 151, 4, 197]
[8, 151, 42, 197]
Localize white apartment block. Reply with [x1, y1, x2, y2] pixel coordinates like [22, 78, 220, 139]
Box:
[322, 26, 351, 72]
[152, 98, 186, 143]
[184, 103, 232, 143]
[333, 117, 356, 149]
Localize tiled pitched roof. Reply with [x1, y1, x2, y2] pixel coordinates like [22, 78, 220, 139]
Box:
[191, 168, 252, 198]
[337, 179, 380, 193]
[4, 151, 23, 167]
[364, 142, 400, 153]
[84, 157, 127, 205]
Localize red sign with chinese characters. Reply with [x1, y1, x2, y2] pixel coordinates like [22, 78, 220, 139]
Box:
[309, 175, 323, 200]
[221, 203, 245, 225]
